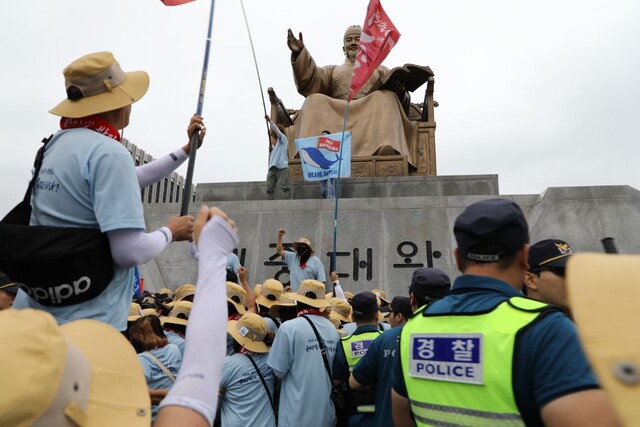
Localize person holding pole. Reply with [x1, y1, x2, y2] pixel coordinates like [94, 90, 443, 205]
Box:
[265, 115, 291, 200]
[11, 51, 202, 332]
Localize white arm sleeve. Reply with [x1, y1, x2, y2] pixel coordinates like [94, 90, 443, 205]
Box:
[188, 242, 199, 260]
[268, 120, 285, 140]
[135, 148, 188, 189]
[333, 281, 347, 300]
[107, 228, 172, 268]
[158, 216, 239, 425]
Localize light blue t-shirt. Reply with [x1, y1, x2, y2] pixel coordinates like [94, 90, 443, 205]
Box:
[13, 129, 145, 331]
[267, 314, 340, 427]
[220, 352, 276, 427]
[226, 252, 241, 274]
[268, 123, 288, 170]
[282, 251, 326, 292]
[264, 316, 279, 335]
[165, 330, 186, 357]
[138, 343, 182, 419]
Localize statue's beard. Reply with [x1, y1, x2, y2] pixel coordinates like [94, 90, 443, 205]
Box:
[346, 45, 358, 62]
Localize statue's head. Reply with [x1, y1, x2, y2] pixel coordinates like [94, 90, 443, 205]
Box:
[343, 25, 361, 62]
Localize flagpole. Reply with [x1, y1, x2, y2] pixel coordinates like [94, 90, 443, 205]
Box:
[331, 101, 350, 274]
[180, 0, 216, 216]
[239, 0, 271, 147]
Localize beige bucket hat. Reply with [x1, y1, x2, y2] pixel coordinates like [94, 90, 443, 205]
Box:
[50, 51, 149, 118]
[226, 282, 247, 314]
[292, 237, 314, 253]
[227, 313, 269, 353]
[289, 279, 330, 309]
[0, 309, 150, 426]
[255, 279, 285, 309]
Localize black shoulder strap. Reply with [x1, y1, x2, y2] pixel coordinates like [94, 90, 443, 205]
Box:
[301, 315, 333, 379]
[22, 135, 53, 202]
[243, 353, 277, 420]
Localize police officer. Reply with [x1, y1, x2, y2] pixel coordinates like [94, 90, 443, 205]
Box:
[524, 238, 574, 313]
[333, 291, 384, 426]
[349, 270, 451, 427]
[391, 199, 621, 427]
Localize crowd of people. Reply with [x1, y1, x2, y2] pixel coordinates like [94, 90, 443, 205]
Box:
[0, 51, 625, 427]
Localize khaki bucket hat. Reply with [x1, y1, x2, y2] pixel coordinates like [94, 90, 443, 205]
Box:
[227, 313, 269, 353]
[50, 51, 149, 118]
[290, 279, 330, 309]
[255, 279, 284, 309]
[0, 309, 150, 426]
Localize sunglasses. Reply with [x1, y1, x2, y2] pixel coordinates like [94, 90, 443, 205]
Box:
[529, 265, 566, 278]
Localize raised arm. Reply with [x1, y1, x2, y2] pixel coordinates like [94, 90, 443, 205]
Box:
[238, 266, 257, 314]
[155, 206, 239, 427]
[135, 115, 206, 188]
[276, 228, 286, 257]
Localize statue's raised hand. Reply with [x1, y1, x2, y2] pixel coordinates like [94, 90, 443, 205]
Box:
[287, 29, 304, 55]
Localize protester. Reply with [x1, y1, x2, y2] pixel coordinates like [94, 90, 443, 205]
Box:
[129, 314, 182, 420]
[275, 228, 326, 291]
[254, 278, 286, 332]
[162, 301, 192, 356]
[11, 51, 202, 331]
[329, 296, 352, 334]
[265, 114, 291, 200]
[333, 291, 383, 426]
[219, 313, 276, 427]
[267, 279, 339, 426]
[391, 199, 620, 427]
[524, 238, 574, 312]
[0, 272, 18, 310]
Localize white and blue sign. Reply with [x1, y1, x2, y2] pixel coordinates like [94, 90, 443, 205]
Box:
[133, 266, 142, 298]
[350, 339, 374, 359]
[294, 132, 351, 182]
[409, 333, 483, 385]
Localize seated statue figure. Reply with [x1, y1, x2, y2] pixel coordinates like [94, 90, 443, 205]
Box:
[286, 25, 432, 168]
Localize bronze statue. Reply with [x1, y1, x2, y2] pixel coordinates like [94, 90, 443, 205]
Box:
[285, 25, 431, 167]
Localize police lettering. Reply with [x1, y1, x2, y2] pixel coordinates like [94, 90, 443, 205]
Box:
[414, 362, 475, 378]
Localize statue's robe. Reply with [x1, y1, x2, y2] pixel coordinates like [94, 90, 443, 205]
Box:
[288, 47, 417, 166]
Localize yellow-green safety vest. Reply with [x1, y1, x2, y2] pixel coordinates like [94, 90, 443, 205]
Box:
[341, 330, 382, 371]
[400, 297, 550, 427]
[341, 330, 382, 414]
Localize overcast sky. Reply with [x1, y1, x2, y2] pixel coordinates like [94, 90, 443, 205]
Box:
[1, 0, 639, 216]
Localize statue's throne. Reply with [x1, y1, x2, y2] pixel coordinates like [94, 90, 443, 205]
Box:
[269, 66, 437, 179]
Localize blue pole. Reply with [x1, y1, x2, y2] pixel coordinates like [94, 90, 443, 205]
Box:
[180, 0, 216, 216]
[331, 100, 350, 273]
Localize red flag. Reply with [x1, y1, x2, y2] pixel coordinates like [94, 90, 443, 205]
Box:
[348, 0, 400, 100]
[161, 0, 195, 5]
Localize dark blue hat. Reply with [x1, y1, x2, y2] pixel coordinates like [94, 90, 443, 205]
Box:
[0, 272, 18, 295]
[410, 268, 451, 304]
[389, 296, 413, 319]
[454, 199, 529, 261]
[351, 291, 379, 315]
[529, 239, 574, 270]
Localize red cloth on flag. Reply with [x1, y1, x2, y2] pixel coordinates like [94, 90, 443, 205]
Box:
[161, 0, 195, 6]
[348, 0, 401, 101]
